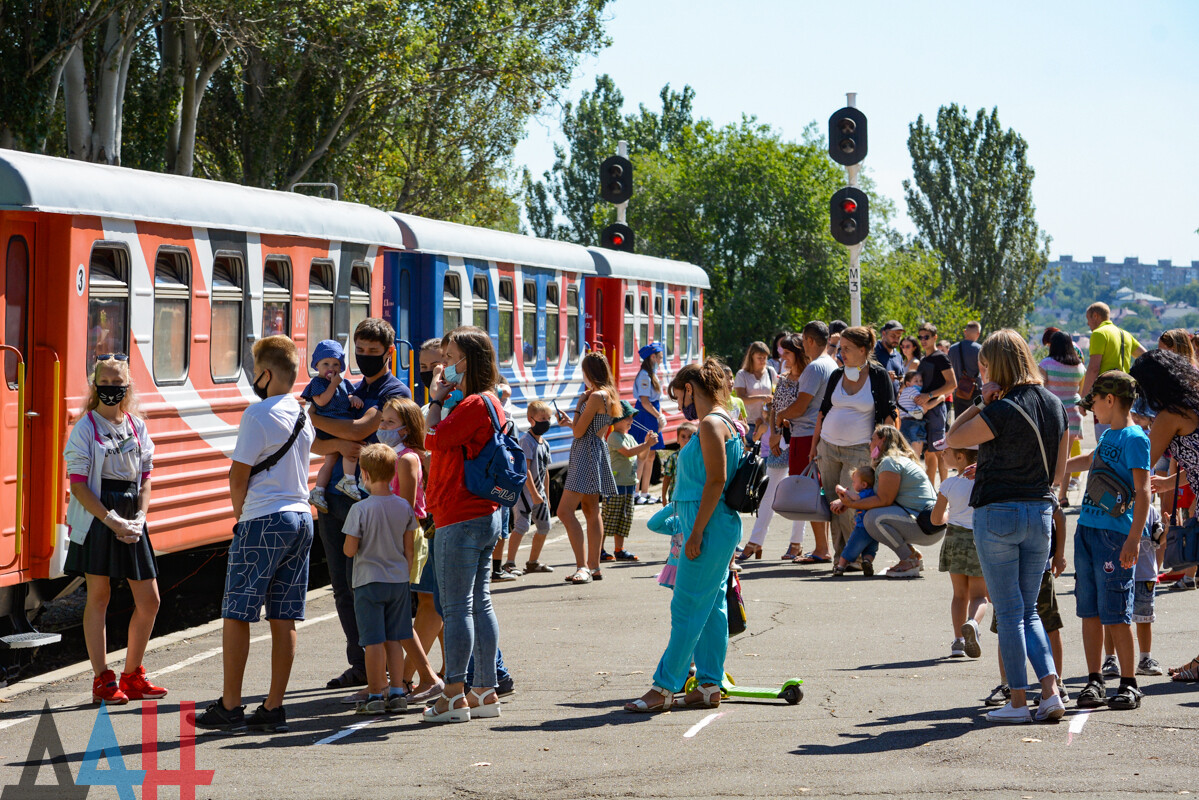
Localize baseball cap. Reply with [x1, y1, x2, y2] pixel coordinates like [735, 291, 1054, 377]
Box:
[1079, 370, 1137, 412]
[881, 320, 905, 333]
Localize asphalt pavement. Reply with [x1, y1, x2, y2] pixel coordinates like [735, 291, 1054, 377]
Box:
[2, 489, 1198, 799]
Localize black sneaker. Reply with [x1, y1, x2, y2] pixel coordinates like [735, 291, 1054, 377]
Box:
[246, 703, 289, 733]
[193, 698, 247, 732]
[983, 684, 1010, 707]
[497, 677, 515, 697]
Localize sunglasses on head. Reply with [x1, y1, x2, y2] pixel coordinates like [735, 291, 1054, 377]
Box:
[96, 354, 129, 362]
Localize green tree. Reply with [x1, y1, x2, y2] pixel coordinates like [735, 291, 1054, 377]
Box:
[862, 246, 982, 337]
[904, 104, 1054, 330]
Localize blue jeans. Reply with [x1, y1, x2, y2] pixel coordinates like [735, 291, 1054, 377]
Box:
[434, 508, 503, 687]
[841, 519, 879, 563]
[973, 500, 1057, 691]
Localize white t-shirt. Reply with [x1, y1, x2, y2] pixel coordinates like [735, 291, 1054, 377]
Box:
[821, 376, 875, 447]
[734, 367, 776, 424]
[938, 474, 975, 529]
[232, 394, 315, 522]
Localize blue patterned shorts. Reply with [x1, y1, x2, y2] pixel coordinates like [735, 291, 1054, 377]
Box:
[222, 511, 314, 622]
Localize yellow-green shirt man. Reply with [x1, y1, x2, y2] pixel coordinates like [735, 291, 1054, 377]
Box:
[1082, 302, 1146, 396]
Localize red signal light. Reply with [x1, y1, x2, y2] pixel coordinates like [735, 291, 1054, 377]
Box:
[841, 198, 858, 214]
[612, 233, 624, 246]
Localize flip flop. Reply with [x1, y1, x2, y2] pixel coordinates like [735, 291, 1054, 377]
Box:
[795, 553, 832, 564]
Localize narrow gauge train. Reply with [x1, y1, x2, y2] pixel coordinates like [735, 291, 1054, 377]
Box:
[0, 149, 708, 647]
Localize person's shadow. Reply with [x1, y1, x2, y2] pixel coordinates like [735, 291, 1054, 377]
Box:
[790, 705, 982, 755]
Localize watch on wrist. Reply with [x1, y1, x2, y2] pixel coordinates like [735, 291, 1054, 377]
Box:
[429, 399, 443, 408]
[973, 394, 987, 410]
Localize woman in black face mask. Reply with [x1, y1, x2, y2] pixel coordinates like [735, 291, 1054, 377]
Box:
[63, 355, 167, 704]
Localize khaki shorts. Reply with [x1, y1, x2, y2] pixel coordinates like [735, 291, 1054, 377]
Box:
[937, 524, 983, 577]
[991, 569, 1063, 634]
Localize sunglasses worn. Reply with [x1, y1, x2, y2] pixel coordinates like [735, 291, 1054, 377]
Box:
[96, 354, 129, 362]
[918, 335, 933, 341]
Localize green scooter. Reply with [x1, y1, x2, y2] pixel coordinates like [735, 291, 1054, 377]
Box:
[684, 672, 804, 705]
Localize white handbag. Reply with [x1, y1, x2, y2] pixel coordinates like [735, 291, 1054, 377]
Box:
[771, 462, 832, 521]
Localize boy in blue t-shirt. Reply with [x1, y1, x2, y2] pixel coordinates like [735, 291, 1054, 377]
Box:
[1067, 371, 1152, 711]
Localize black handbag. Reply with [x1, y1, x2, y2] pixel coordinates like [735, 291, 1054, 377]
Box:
[714, 412, 769, 514]
[1164, 471, 1199, 569]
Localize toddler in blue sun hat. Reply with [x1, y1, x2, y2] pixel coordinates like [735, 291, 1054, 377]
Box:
[302, 339, 365, 511]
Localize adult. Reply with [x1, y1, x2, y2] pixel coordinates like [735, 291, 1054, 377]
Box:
[1038, 331, 1085, 505]
[831, 425, 942, 578]
[809, 327, 897, 562]
[775, 323, 838, 562]
[874, 320, 906, 384]
[624, 359, 745, 712]
[743, 334, 807, 560]
[422, 326, 506, 723]
[827, 320, 848, 360]
[309, 318, 410, 699]
[632, 343, 668, 505]
[948, 321, 983, 417]
[1131, 348, 1199, 680]
[947, 329, 1069, 723]
[914, 323, 958, 486]
[899, 336, 922, 373]
[734, 341, 777, 434]
[1159, 328, 1197, 365]
[1082, 302, 1146, 439]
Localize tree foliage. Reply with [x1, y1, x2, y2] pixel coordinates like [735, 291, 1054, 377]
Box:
[863, 247, 982, 338]
[904, 104, 1054, 330]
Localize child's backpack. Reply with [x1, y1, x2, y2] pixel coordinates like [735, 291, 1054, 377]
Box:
[462, 394, 527, 508]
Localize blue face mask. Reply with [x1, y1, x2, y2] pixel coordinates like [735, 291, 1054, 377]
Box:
[376, 428, 403, 448]
[443, 357, 465, 385]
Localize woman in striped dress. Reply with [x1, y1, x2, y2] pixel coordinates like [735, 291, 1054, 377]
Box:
[1038, 331, 1085, 505]
[556, 352, 621, 584]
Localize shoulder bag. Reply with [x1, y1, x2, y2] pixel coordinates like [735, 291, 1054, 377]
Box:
[712, 411, 769, 514]
[1164, 469, 1199, 569]
[771, 462, 832, 521]
[251, 412, 307, 477]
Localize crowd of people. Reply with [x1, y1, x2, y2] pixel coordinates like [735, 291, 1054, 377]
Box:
[61, 303, 1199, 731]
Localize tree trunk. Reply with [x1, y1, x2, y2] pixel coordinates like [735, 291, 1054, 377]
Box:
[62, 43, 93, 160]
[160, 2, 184, 172]
[92, 16, 124, 165]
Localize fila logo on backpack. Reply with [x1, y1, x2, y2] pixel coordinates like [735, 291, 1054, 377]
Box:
[462, 395, 528, 507]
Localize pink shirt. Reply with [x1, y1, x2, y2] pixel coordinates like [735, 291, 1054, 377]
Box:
[390, 445, 427, 518]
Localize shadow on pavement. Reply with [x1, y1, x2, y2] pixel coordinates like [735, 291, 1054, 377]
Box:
[790, 705, 980, 755]
[839, 657, 945, 671]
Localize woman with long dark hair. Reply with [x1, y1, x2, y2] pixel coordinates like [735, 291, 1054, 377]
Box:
[1039, 331, 1085, 505]
[1131, 348, 1199, 678]
[632, 343, 667, 505]
[899, 335, 922, 373]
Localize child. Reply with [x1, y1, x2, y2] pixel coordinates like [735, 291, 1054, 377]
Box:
[196, 336, 315, 733]
[831, 466, 877, 577]
[601, 400, 658, 562]
[723, 366, 749, 423]
[930, 447, 987, 659]
[648, 503, 684, 589]
[661, 422, 696, 504]
[505, 400, 555, 575]
[342, 443, 420, 715]
[1066, 370, 1151, 711]
[897, 372, 927, 457]
[302, 339, 365, 510]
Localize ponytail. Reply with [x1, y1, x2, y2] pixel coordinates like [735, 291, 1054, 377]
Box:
[669, 357, 732, 410]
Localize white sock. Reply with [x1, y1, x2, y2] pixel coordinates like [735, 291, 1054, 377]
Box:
[1140, 651, 1151, 661]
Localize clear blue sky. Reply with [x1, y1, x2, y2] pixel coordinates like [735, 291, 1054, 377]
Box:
[514, 0, 1199, 264]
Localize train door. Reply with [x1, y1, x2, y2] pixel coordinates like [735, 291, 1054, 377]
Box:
[382, 251, 418, 396]
[0, 219, 33, 577]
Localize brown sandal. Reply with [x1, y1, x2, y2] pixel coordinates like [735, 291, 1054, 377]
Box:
[1169, 655, 1199, 682]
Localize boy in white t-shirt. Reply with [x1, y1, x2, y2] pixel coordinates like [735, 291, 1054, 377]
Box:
[930, 447, 987, 659]
[195, 336, 315, 734]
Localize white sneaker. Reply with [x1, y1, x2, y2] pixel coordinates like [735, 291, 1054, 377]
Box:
[985, 702, 1032, 723]
[1137, 655, 1164, 676]
[1101, 654, 1120, 678]
[961, 619, 982, 659]
[949, 639, 966, 658]
[1034, 693, 1066, 722]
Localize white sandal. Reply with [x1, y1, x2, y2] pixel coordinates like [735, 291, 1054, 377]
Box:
[421, 692, 470, 724]
[624, 685, 673, 713]
[674, 683, 721, 709]
[467, 687, 501, 718]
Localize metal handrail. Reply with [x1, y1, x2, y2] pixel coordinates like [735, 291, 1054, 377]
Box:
[33, 346, 61, 561]
[0, 345, 24, 571]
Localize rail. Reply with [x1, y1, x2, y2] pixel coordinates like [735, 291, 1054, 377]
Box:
[33, 347, 61, 561]
[0, 346, 24, 570]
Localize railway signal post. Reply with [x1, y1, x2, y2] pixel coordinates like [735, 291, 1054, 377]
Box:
[828, 94, 868, 326]
[600, 140, 635, 252]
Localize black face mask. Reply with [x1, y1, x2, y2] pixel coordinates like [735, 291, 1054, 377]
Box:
[420, 370, 435, 390]
[357, 353, 387, 378]
[530, 420, 551, 436]
[253, 370, 271, 400]
[97, 385, 128, 406]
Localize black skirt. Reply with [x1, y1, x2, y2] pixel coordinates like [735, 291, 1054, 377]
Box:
[65, 479, 158, 581]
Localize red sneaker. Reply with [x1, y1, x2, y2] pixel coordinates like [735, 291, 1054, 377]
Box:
[93, 670, 129, 705]
[119, 665, 168, 700]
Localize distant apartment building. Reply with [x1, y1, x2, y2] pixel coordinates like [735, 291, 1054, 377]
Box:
[1053, 255, 1199, 292]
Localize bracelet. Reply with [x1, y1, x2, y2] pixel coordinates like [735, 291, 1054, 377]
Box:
[429, 399, 443, 408]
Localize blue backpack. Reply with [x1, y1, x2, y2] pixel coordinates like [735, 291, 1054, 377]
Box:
[462, 394, 527, 508]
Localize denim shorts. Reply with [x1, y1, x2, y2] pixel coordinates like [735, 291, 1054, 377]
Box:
[222, 511, 313, 622]
[1074, 522, 1135, 625]
[1132, 580, 1156, 624]
[354, 581, 413, 646]
[900, 417, 926, 445]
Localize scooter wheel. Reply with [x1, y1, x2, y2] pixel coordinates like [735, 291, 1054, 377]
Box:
[782, 685, 803, 705]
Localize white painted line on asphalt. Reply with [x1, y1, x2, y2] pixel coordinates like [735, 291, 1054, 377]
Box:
[683, 711, 725, 738]
[1066, 709, 1090, 744]
[314, 716, 384, 745]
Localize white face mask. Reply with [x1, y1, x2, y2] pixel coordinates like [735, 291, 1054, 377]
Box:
[844, 365, 862, 381]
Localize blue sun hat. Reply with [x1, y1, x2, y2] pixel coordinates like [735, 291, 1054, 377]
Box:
[311, 339, 346, 372]
[639, 342, 664, 360]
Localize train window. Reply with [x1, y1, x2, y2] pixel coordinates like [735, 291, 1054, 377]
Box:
[308, 261, 335, 374]
[87, 244, 130, 377]
[623, 292, 634, 361]
[348, 263, 370, 373]
[397, 270, 410, 346]
[472, 275, 490, 330]
[692, 301, 700, 358]
[521, 280, 536, 364]
[545, 284, 560, 364]
[153, 248, 191, 384]
[639, 294, 649, 352]
[210, 254, 244, 382]
[666, 297, 676, 359]
[4, 236, 28, 388]
[654, 295, 662, 317]
[566, 286, 579, 364]
[680, 297, 690, 360]
[443, 273, 461, 332]
[262, 257, 291, 339]
[497, 278, 514, 363]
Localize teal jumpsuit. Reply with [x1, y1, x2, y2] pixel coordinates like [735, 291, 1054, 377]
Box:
[651, 415, 744, 691]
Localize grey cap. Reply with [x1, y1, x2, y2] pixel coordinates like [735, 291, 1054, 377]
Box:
[881, 320, 905, 333]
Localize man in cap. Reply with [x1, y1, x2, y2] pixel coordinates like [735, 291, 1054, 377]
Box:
[874, 320, 906, 384]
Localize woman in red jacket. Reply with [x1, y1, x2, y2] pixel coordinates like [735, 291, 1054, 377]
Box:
[421, 326, 506, 724]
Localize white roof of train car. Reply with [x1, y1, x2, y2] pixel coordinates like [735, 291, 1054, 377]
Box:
[390, 212, 596, 274]
[0, 149, 401, 245]
[587, 248, 710, 289]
